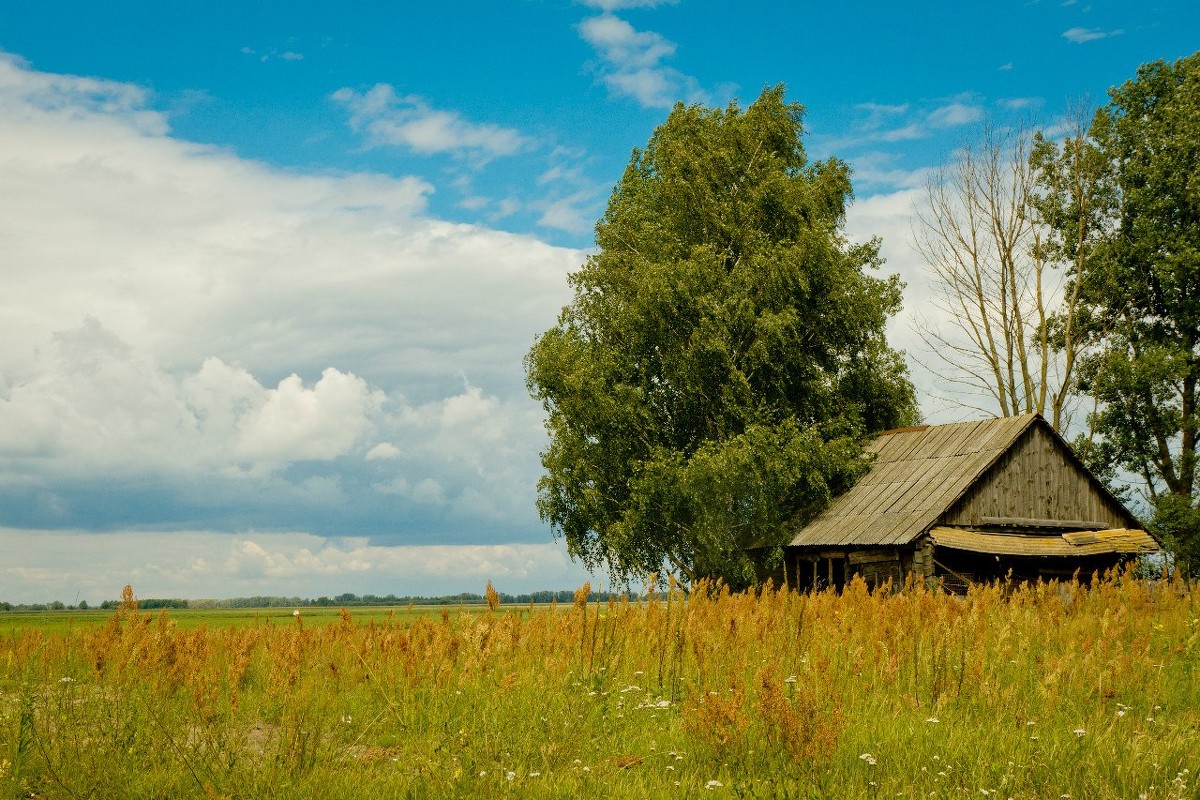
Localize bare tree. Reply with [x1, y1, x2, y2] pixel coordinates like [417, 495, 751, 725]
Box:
[913, 119, 1094, 431]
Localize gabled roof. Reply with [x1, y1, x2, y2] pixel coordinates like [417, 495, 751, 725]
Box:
[789, 414, 1064, 548]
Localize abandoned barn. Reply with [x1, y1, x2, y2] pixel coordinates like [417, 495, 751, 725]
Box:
[783, 414, 1158, 592]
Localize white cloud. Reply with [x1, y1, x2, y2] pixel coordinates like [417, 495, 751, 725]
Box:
[579, 14, 676, 68]
[0, 528, 595, 603]
[577, 14, 707, 108]
[855, 102, 910, 129]
[579, 0, 677, 9]
[999, 97, 1041, 110]
[332, 84, 529, 161]
[844, 187, 949, 423]
[536, 192, 599, 234]
[232, 369, 382, 466]
[1062, 27, 1123, 43]
[927, 101, 984, 128]
[848, 152, 933, 190]
[365, 442, 401, 461]
[877, 123, 925, 142]
[0, 53, 582, 550]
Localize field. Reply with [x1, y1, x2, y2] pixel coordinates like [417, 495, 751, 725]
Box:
[1, 576, 1197, 799]
[0, 605, 480, 638]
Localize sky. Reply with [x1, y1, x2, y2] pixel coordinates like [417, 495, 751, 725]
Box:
[0, 0, 1195, 604]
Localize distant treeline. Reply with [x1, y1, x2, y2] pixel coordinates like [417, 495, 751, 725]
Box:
[2, 589, 625, 612]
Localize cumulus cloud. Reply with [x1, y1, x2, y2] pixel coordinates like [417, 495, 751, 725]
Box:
[0, 53, 582, 556]
[332, 84, 529, 161]
[233, 369, 381, 465]
[577, 13, 706, 108]
[1062, 27, 1123, 43]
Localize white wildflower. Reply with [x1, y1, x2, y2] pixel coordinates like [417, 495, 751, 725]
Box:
[706, 780, 723, 789]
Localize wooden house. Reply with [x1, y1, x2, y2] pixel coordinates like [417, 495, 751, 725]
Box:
[783, 414, 1158, 592]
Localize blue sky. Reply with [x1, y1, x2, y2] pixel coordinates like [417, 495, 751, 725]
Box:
[0, 0, 1195, 603]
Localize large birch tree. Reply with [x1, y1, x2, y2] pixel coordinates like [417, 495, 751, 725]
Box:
[525, 87, 918, 588]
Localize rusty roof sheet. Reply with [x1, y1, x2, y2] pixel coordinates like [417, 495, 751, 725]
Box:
[789, 414, 1038, 548]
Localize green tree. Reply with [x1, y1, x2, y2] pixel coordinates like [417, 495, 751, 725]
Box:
[525, 86, 918, 588]
[1069, 52, 1200, 573]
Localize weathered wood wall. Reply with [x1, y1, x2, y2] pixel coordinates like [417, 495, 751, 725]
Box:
[942, 424, 1131, 529]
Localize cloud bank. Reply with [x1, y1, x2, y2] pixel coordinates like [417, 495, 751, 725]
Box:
[0, 53, 589, 600]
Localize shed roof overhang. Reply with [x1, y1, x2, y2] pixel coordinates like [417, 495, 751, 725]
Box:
[928, 526, 1159, 558]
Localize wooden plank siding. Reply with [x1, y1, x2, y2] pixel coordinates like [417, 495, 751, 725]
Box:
[941, 423, 1135, 530]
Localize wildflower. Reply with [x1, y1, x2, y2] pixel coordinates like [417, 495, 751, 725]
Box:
[926, 717, 940, 723]
[1117, 710, 1125, 717]
[784, 675, 797, 683]
[529, 772, 540, 778]
[340, 715, 352, 724]
[706, 780, 723, 789]
[506, 771, 515, 781]
[859, 753, 877, 766]
[479, 771, 487, 777]
[1073, 729, 1086, 737]
[292, 609, 300, 617]
[59, 676, 75, 683]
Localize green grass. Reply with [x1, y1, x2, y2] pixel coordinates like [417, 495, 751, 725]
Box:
[0, 605, 494, 637]
[1, 577, 1196, 799]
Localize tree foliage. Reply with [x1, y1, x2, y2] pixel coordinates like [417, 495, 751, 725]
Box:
[525, 86, 918, 588]
[1065, 52, 1200, 572]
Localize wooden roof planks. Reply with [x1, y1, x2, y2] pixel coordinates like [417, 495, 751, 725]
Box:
[788, 414, 1151, 556]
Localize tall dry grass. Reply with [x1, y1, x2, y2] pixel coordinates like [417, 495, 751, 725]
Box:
[1, 573, 1196, 798]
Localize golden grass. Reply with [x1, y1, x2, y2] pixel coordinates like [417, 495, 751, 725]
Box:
[2, 573, 1197, 798]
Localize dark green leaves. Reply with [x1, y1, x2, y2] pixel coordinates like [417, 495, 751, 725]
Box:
[526, 86, 917, 587]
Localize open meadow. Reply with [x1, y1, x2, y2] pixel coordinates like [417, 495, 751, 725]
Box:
[1, 576, 1197, 799]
